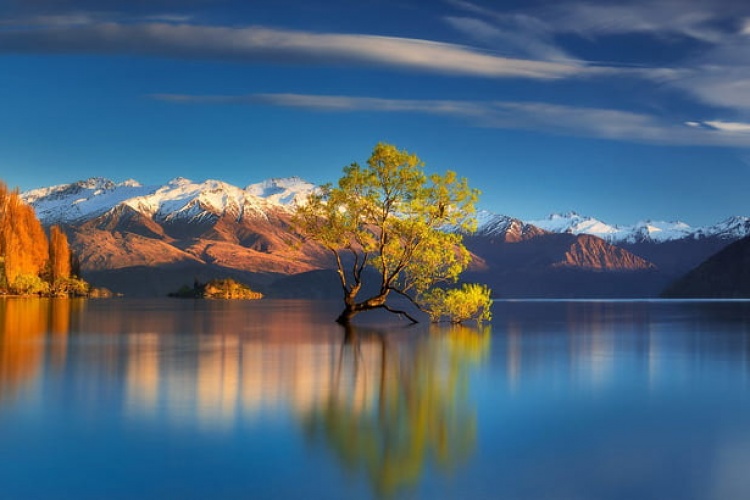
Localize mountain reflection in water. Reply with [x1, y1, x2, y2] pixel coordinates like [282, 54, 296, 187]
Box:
[3, 298, 750, 499]
[0, 298, 489, 498]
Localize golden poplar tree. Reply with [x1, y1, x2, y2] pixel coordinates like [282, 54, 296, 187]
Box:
[0, 182, 8, 285]
[0, 181, 50, 289]
[49, 226, 72, 282]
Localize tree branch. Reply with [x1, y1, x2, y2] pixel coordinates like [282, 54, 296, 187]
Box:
[389, 287, 429, 313]
[382, 304, 420, 324]
[330, 248, 349, 294]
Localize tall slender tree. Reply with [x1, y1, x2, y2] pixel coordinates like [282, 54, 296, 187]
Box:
[49, 226, 72, 282]
[1, 188, 48, 284]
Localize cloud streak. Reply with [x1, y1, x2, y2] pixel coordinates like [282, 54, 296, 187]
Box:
[151, 92, 750, 147]
[0, 21, 588, 80]
[445, 0, 750, 116]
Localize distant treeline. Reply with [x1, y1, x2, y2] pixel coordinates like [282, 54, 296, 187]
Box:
[0, 181, 87, 296]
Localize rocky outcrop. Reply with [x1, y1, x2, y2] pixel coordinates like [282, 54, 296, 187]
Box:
[555, 234, 656, 270]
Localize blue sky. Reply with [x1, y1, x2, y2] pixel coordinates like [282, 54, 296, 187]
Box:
[1, 0, 750, 225]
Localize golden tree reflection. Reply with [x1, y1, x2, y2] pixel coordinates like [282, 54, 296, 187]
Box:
[0, 298, 81, 402]
[304, 324, 490, 497]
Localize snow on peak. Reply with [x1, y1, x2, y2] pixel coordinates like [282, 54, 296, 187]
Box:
[22, 176, 320, 225]
[125, 178, 254, 221]
[22, 175, 750, 244]
[21, 178, 156, 224]
[626, 220, 693, 243]
[530, 212, 618, 239]
[75, 177, 116, 190]
[474, 210, 515, 236]
[168, 177, 193, 186]
[245, 176, 316, 205]
[697, 216, 750, 239]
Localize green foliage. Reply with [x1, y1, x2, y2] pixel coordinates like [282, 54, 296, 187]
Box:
[51, 276, 90, 297]
[170, 278, 263, 300]
[421, 283, 493, 324]
[203, 278, 263, 299]
[293, 142, 491, 323]
[10, 274, 50, 295]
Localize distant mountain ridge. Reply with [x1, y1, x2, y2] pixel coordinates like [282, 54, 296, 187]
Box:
[23, 176, 316, 225]
[20, 177, 750, 298]
[527, 211, 750, 243]
[24, 177, 750, 243]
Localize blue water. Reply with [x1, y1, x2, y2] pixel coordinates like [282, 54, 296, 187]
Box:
[1, 298, 750, 499]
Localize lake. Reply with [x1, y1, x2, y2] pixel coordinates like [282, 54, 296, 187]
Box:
[1, 298, 750, 499]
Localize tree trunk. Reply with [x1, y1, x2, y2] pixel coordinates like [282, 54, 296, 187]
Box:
[336, 305, 358, 325]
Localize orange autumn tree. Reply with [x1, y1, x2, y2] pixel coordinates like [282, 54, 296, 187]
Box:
[0, 183, 48, 287]
[49, 225, 72, 282]
[0, 180, 86, 295]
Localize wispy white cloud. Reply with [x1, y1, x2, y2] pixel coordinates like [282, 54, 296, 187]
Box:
[448, 0, 733, 45]
[1, 12, 193, 28]
[152, 93, 492, 118]
[0, 13, 97, 27]
[663, 37, 750, 111]
[445, 0, 750, 115]
[443, 15, 574, 62]
[0, 21, 588, 80]
[704, 120, 750, 133]
[544, 1, 727, 43]
[151, 92, 750, 147]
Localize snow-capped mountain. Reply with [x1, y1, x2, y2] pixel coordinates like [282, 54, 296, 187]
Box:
[696, 216, 750, 240]
[24, 177, 750, 245]
[245, 176, 316, 206]
[18, 176, 750, 299]
[474, 211, 515, 237]
[22, 176, 317, 225]
[23, 177, 155, 225]
[521, 211, 750, 243]
[474, 211, 545, 242]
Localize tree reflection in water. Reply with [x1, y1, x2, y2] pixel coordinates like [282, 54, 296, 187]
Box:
[304, 323, 490, 497]
[0, 298, 82, 402]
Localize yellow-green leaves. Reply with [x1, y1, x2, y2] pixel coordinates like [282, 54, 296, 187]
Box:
[293, 142, 492, 324]
[421, 284, 493, 324]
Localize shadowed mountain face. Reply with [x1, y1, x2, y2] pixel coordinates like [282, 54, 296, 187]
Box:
[662, 235, 750, 298]
[462, 230, 669, 298]
[23, 178, 747, 298]
[619, 239, 736, 276]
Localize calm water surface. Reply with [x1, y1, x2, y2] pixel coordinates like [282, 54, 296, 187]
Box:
[2, 298, 750, 499]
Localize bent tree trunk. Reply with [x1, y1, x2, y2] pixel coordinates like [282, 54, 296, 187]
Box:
[335, 290, 419, 325]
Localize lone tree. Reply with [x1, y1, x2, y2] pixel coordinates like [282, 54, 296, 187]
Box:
[294, 143, 492, 325]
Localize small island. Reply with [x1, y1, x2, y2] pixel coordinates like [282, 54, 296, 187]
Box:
[169, 278, 263, 300]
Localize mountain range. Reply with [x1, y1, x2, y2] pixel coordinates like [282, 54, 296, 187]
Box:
[21, 177, 750, 298]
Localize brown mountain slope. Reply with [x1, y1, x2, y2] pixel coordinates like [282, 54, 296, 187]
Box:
[465, 232, 655, 272]
[69, 204, 331, 296]
[65, 201, 668, 298]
